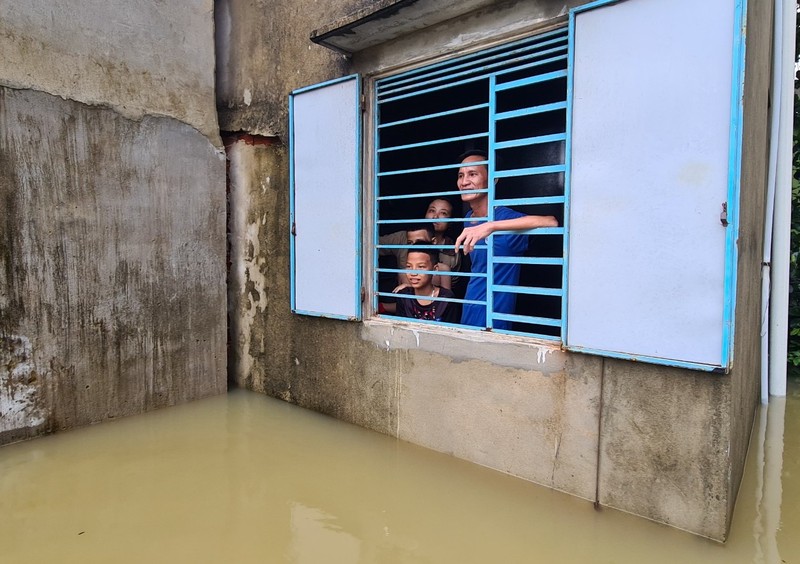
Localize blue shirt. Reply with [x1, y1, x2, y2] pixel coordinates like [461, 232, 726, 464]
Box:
[460, 207, 528, 329]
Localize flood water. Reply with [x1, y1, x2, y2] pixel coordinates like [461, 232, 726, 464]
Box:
[1, 381, 798, 563]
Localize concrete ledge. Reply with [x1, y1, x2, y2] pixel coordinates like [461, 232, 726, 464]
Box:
[310, 0, 501, 54]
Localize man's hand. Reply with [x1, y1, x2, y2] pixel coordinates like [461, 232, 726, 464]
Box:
[455, 223, 494, 254]
[455, 214, 558, 254]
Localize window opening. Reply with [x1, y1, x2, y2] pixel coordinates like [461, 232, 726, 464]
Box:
[374, 27, 568, 339]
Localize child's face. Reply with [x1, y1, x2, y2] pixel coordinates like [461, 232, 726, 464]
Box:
[405, 251, 436, 291]
[406, 229, 432, 245]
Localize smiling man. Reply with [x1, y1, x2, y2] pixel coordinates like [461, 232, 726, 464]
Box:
[453, 150, 558, 329]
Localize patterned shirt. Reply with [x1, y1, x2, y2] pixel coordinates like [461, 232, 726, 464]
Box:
[396, 287, 460, 323]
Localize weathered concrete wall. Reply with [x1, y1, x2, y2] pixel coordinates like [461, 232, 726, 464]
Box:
[216, 0, 373, 137]
[1, 0, 226, 444]
[227, 136, 291, 391]
[597, 362, 731, 537]
[0, 0, 219, 143]
[215, 0, 580, 138]
[220, 0, 769, 541]
[727, 0, 775, 529]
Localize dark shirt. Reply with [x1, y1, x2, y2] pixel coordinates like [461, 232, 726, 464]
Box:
[396, 287, 460, 324]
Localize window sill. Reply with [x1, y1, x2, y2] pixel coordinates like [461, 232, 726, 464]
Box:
[361, 316, 565, 371]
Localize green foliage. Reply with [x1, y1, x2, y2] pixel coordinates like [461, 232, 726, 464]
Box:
[790, 7, 800, 377]
[789, 90, 800, 376]
[790, 91, 800, 375]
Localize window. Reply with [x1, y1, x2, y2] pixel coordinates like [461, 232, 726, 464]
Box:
[290, 0, 745, 372]
[374, 27, 569, 340]
[289, 76, 362, 320]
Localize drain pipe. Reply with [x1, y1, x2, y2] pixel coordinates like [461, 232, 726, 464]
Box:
[762, 0, 794, 401]
[761, 0, 782, 404]
[769, 0, 794, 398]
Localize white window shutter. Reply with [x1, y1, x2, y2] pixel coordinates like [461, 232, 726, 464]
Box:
[566, 0, 738, 369]
[290, 75, 362, 320]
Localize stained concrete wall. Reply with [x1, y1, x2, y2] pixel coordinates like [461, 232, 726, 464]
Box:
[216, 0, 369, 138]
[728, 0, 774, 528]
[0, 0, 226, 444]
[0, 0, 220, 144]
[219, 0, 770, 540]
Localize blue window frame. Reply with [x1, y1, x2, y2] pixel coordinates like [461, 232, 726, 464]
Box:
[289, 75, 362, 320]
[374, 27, 569, 341]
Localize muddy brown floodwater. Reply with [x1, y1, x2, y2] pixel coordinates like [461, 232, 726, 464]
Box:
[1, 380, 798, 563]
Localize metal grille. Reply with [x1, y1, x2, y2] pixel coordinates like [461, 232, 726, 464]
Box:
[374, 27, 568, 339]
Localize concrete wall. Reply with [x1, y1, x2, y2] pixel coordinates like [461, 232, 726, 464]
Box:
[0, 0, 227, 444]
[216, 0, 372, 138]
[728, 0, 774, 528]
[219, 0, 769, 540]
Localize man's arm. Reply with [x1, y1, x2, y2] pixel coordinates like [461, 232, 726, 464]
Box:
[454, 215, 558, 254]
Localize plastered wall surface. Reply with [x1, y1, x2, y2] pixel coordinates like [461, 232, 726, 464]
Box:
[216, 0, 375, 137]
[0, 0, 226, 443]
[219, 0, 769, 541]
[0, 0, 220, 144]
[227, 137, 291, 391]
[598, 362, 731, 538]
[393, 343, 601, 498]
[353, 0, 582, 77]
[725, 0, 774, 528]
[215, 0, 581, 137]
[0, 89, 227, 444]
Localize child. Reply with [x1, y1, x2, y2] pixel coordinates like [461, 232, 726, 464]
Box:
[378, 224, 436, 314]
[378, 223, 435, 282]
[395, 246, 460, 323]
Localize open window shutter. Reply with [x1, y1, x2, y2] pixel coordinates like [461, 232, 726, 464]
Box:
[566, 0, 739, 370]
[290, 75, 362, 320]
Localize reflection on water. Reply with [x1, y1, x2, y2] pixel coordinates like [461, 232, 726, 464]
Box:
[1, 381, 798, 563]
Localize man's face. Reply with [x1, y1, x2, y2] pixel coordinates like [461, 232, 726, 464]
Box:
[457, 155, 489, 204]
[424, 199, 453, 234]
[406, 228, 432, 245]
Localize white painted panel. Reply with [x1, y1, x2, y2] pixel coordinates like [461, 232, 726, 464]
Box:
[567, 0, 733, 366]
[291, 77, 361, 319]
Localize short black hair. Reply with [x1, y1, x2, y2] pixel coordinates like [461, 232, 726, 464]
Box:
[405, 243, 438, 265]
[458, 149, 488, 162]
[405, 223, 434, 240]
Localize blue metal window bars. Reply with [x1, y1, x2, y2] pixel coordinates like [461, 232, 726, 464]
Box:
[374, 26, 569, 340]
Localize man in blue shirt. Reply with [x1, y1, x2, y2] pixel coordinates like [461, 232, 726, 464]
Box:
[454, 150, 558, 330]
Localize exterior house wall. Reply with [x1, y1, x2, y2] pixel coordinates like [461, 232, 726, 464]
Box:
[0, 0, 227, 444]
[728, 0, 774, 525]
[219, 0, 771, 540]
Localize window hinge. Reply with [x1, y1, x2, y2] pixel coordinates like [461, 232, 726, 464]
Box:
[360, 94, 366, 113]
[291, 222, 296, 236]
[720, 202, 728, 227]
[360, 286, 366, 303]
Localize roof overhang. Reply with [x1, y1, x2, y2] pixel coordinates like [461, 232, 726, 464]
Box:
[310, 0, 502, 55]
